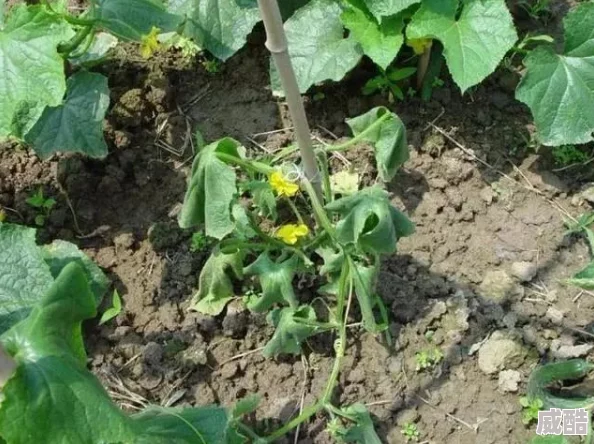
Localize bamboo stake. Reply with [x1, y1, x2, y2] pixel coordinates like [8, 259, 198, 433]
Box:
[257, 0, 322, 199]
[0, 344, 16, 387]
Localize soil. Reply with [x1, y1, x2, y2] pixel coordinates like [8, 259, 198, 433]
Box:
[2, 2, 594, 443]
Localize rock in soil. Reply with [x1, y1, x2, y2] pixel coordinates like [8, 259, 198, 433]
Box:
[510, 261, 537, 283]
[498, 369, 521, 393]
[479, 270, 524, 304]
[550, 341, 594, 359]
[478, 332, 527, 375]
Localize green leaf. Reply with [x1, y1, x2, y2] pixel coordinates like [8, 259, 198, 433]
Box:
[243, 253, 300, 312]
[42, 239, 110, 304]
[179, 138, 241, 239]
[231, 203, 257, 240]
[515, 3, 594, 146]
[25, 71, 110, 159]
[566, 262, 594, 290]
[263, 306, 319, 357]
[0, 223, 53, 333]
[345, 106, 408, 181]
[331, 403, 382, 443]
[341, 0, 404, 70]
[0, 263, 236, 444]
[364, 0, 421, 21]
[99, 289, 122, 325]
[25, 188, 45, 208]
[70, 32, 118, 66]
[246, 181, 277, 220]
[93, 0, 182, 41]
[191, 246, 244, 315]
[271, 0, 363, 95]
[317, 246, 345, 276]
[169, 0, 260, 61]
[232, 395, 260, 418]
[0, 5, 73, 138]
[325, 187, 414, 255]
[350, 259, 388, 333]
[407, 0, 517, 92]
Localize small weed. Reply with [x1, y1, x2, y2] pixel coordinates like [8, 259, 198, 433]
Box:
[401, 422, 420, 442]
[190, 231, 209, 252]
[415, 347, 443, 371]
[518, 0, 552, 20]
[26, 187, 56, 226]
[519, 396, 543, 425]
[363, 66, 416, 102]
[551, 145, 589, 167]
[201, 58, 221, 74]
[99, 290, 122, 325]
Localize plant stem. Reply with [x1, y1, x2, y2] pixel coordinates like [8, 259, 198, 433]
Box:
[58, 25, 94, 56]
[301, 178, 335, 239]
[216, 152, 273, 175]
[257, 0, 322, 200]
[235, 422, 264, 441]
[328, 111, 391, 152]
[417, 41, 433, 89]
[316, 150, 333, 203]
[285, 197, 305, 225]
[265, 403, 322, 442]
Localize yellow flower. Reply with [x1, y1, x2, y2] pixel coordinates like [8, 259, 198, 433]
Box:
[269, 171, 299, 197]
[140, 27, 161, 59]
[407, 38, 432, 55]
[275, 223, 309, 245]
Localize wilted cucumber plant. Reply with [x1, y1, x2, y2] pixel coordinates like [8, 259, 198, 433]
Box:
[176, 0, 414, 439]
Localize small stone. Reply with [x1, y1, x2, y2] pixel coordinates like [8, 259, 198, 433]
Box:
[479, 270, 524, 304]
[143, 342, 163, 366]
[550, 341, 594, 359]
[220, 362, 239, 379]
[546, 306, 565, 325]
[510, 261, 537, 283]
[498, 370, 521, 393]
[478, 334, 526, 375]
[480, 186, 494, 204]
[114, 232, 135, 250]
[571, 195, 583, 207]
[396, 408, 419, 426]
[180, 343, 208, 367]
[582, 186, 594, 205]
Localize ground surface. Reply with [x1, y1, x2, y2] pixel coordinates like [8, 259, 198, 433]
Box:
[1, 3, 594, 443]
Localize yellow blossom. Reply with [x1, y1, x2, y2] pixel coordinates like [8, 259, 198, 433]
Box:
[407, 38, 432, 55]
[269, 171, 299, 197]
[140, 27, 161, 59]
[275, 223, 309, 245]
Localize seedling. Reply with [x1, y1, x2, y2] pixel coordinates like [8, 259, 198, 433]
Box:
[415, 347, 443, 371]
[520, 396, 543, 425]
[190, 230, 210, 252]
[201, 58, 222, 74]
[362, 67, 417, 102]
[551, 145, 589, 167]
[26, 188, 56, 226]
[99, 290, 122, 325]
[518, 0, 552, 20]
[401, 422, 420, 442]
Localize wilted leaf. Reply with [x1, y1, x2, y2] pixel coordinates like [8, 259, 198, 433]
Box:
[345, 107, 408, 181]
[350, 259, 387, 333]
[263, 306, 319, 357]
[329, 403, 381, 443]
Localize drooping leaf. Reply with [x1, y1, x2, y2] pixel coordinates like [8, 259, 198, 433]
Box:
[330, 403, 381, 443]
[245, 181, 277, 220]
[179, 138, 241, 239]
[0, 263, 237, 444]
[325, 187, 414, 255]
[169, 0, 260, 61]
[566, 262, 594, 290]
[364, 0, 421, 21]
[42, 238, 110, 304]
[407, 0, 517, 92]
[263, 306, 319, 357]
[93, 0, 182, 41]
[0, 5, 73, 138]
[271, 0, 363, 95]
[231, 203, 257, 240]
[191, 246, 244, 315]
[345, 107, 408, 181]
[25, 71, 110, 159]
[243, 253, 300, 312]
[515, 3, 594, 146]
[317, 246, 345, 276]
[0, 223, 53, 333]
[70, 32, 118, 66]
[350, 259, 387, 333]
[341, 0, 404, 70]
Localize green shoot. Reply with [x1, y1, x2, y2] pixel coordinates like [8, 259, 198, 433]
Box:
[401, 422, 420, 442]
[362, 67, 417, 102]
[99, 290, 122, 325]
[415, 347, 443, 372]
[551, 145, 589, 167]
[201, 58, 222, 74]
[26, 187, 56, 227]
[519, 396, 543, 425]
[190, 230, 210, 252]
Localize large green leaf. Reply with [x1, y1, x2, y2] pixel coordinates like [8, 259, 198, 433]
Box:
[0, 223, 53, 334]
[363, 0, 420, 21]
[93, 0, 182, 41]
[179, 138, 241, 239]
[330, 403, 381, 443]
[0, 5, 73, 138]
[341, 0, 404, 70]
[345, 106, 408, 181]
[515, 3, 594, 146]
[192, 246, 245, 315]
[169, 0, 260, 61]
[42, 239, 109, 304]
[25, 71, 110, 159]
[325, 187, 414, 255]
[263, 306, 319, 357]
[271, 0, 363, 95]
[0, 263, 237, 444]
[407, 0, 517, 92]
[243, 253, 300, 312]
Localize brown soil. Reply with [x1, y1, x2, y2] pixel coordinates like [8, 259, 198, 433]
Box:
[1, 4, 594, 443]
